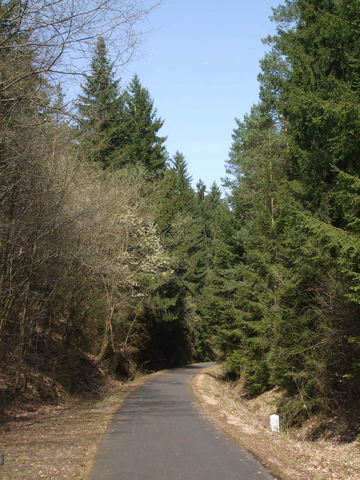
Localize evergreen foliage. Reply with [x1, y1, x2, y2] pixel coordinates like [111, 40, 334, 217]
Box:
[120, 74, 167, 172]
[78, 45, 166, 173]
[212, 0, 360, 427]
[3, 0, 360, 437]
[154, 152, 209, 360]
[77, 37, 124, 168]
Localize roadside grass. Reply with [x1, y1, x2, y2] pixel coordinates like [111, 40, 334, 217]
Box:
[0, 373, 158, 480]
[191, 365, 360, 480]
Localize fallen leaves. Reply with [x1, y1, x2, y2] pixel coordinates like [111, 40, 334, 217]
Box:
[192, 365, 360, 480]
[0, 374, 153, 479]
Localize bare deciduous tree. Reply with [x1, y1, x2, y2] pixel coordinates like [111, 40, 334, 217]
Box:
[0, 0, 168, 392]
[0, 0, 159, 96]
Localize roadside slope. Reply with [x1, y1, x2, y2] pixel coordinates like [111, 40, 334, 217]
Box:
[191, 365, 360, 480]
[0, 373, 158, 480]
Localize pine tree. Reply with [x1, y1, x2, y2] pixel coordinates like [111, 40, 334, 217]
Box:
[120, 74, 167, 172]
[171, 151, 194, 197]
[212, 103, 290, 393]
[154, 153, 217, 360]
[266, 0, 360, 417]
[195, 179, 206, 204]
[269, 0, 360, 212]
[156, 151, 196, 236]
[215, 0, 360, 419]
[77, 37, 124, 168]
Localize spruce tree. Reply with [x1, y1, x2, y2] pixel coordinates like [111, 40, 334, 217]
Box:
[77, 37, 124, 168]
[268, 0, 360, 211]
[215, 0, 360, 420]
[154, 153, 214, 360]
[156, 151, 196, 235]
[212, 103, 289, 393]
[267, 0, 360, 417]
[120, 74, 167, 172]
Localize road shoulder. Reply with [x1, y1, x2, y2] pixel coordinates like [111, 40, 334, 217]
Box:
[191, 364, 360, 480]
[0, 372, 162, 480]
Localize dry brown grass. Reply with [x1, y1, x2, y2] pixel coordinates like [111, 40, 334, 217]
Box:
[0, 374, 156, 480]
[191, 365, 360, 480]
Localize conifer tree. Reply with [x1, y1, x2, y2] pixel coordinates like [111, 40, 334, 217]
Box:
[156, 151, 196, 235]
[211, 103, 289, 393]
[215, 0, 360, 422]
[266, 0, 360, 416]
[120, 74, 167, 172]
[171, 151, 194, 199]
[154, 152, 215, 360]
[268, 0, 360, 211]
[77, 37, 124, 168]
[195, 180, 206, 204]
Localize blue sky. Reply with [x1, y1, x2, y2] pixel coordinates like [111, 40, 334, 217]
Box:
[122, 0, 279, 190]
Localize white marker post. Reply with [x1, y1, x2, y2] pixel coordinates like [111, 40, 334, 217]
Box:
[270, 414, 280, 433]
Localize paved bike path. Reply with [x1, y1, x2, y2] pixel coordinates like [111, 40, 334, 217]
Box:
[89, 364, 274, 479]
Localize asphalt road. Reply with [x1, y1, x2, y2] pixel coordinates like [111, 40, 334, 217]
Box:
[89, 364, 275, 480]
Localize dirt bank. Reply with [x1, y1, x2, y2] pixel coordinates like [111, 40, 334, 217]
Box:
[0, 373, 158, 480]
[191, 364, 360, 480]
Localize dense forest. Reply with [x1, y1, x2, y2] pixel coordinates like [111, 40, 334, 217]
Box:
[1, 0, 360, 433]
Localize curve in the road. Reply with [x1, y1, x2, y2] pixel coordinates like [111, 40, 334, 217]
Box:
[89, 363, 275, 480]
